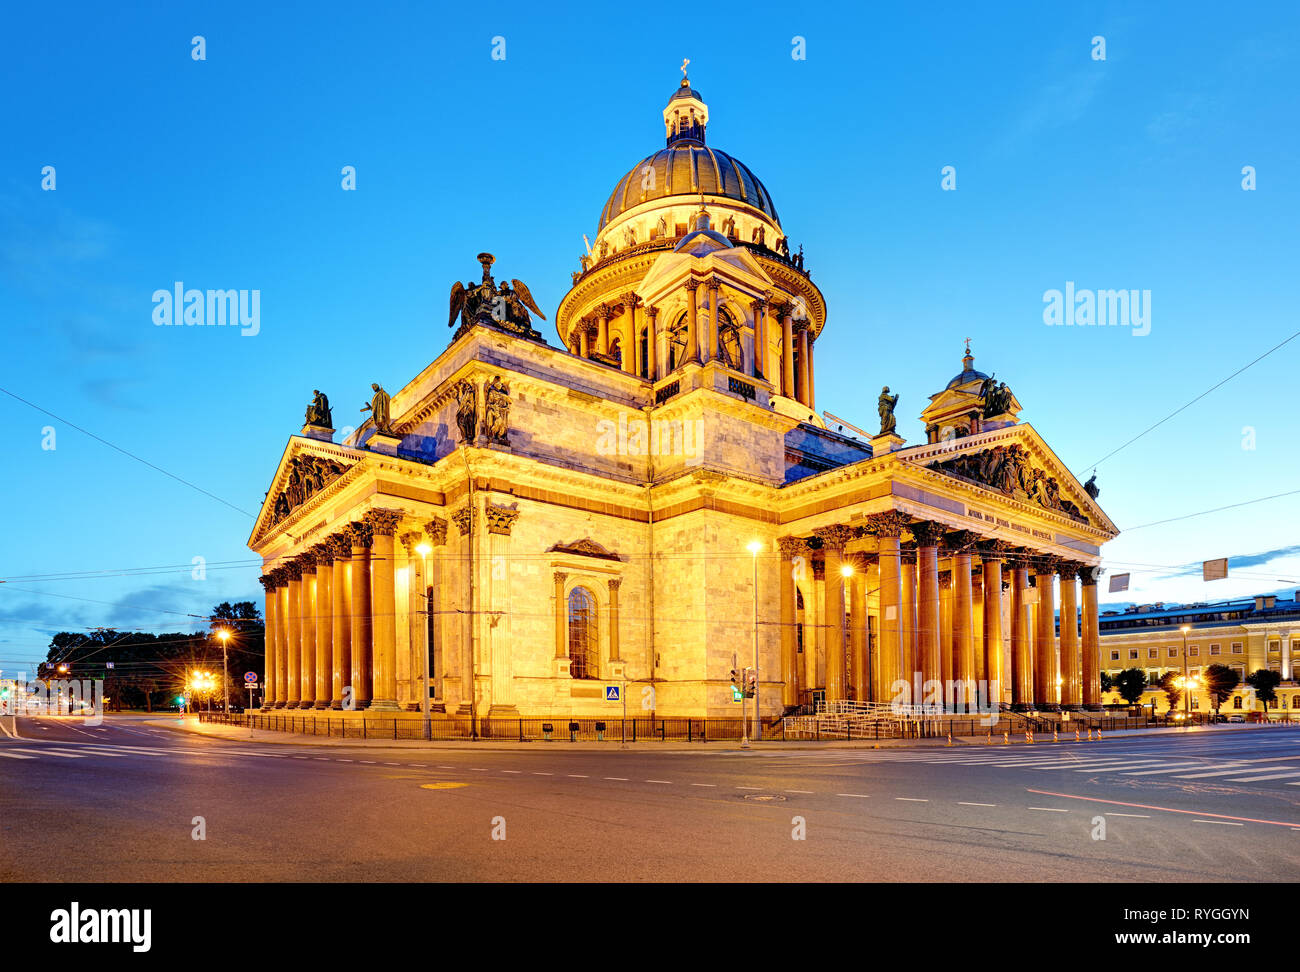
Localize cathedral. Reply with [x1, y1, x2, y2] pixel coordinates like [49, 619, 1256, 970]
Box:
[248, 74, 1119, 723]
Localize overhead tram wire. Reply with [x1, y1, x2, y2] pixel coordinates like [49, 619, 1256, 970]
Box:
[1077, 324, 1300, 475]
[0, 385, 255, 518]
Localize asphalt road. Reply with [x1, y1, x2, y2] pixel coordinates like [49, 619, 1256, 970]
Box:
[2, 715, 1298, 882]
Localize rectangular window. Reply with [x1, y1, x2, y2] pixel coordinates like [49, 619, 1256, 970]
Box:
[1129, 650, 1138, 660]
[1209, 644, 1220, 655]
[1233, 697, 1243, 709]
[1233, 666, 1245, 680]
[1233, 643, 1244, 654]
[1110, 650, 1120, 661]
[1189, 645, 1199, 656]
[1168, 647, 1177, 657]
[1191, 697, 1200, 710]
[1148, 648, 1158, 659]
[1268, 640, 1279, 653]
[1191, 667, 1201, 676]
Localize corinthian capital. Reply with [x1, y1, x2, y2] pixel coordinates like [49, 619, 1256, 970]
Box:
[346, 521, 373, 549]
[864, 511, 909, 539]
[909, 521, 945, 546]
[364, 508, 403, 537]
[424, 517, 448, 547]
[776, 536, 808, 559]
[485, 503, 521, 536]
[812, 524, 855, 550]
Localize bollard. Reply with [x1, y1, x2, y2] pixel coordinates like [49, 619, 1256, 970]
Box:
[1026, 730, 1034, 744]
[946, 732, 952, 747]
[1003, 732, 1009, 745]
[1053, 730, 1058, 743]
[986, 730, 992, 744]
[1075, 729, 1080, 742]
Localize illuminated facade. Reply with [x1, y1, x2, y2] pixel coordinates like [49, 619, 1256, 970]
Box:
[247, 76, 1118, 721]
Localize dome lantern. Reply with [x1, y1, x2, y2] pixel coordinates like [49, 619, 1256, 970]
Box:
[664, 71, 708, 146]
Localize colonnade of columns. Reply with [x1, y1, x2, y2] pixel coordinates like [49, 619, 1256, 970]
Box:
[775, 514, 1103, 712]
[570, 280, 816, 409]
[258, 509, 448, 711]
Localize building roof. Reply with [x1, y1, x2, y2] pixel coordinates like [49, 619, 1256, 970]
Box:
[598, 145, 780, 230]
[1099, 593, 1300, 631]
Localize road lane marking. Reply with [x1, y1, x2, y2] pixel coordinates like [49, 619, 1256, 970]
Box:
[896, 797, 928, 802]
[691, 783, 717, 787]
[337, 759, 352, 762]
[1175, 765, 1284, 779]
[420, 782, 467, 790]
[10, 748, 83, 758]
[359, 760, 376, 764]
[1118, 765, 1207, 775]
[1028, 807, 1069, 813]
[502, 770, 521, 774]
[0, 751, 35, 759]
[836, 793, 870, 798]
[1226, 770, 1300, 782]
[646, 780, 673, 784]
[567, 774, 588, 778]
[1025, 787, 1300, 829]
[532, 772, 553, 776]
[958, 802, 996, 807]
[1105, 813, 1150, 818]
[736, 786, 762, 790]
[1193, 820, 1243, 826]
[604, 777, 628, 781]
[785, 789, 813, 794]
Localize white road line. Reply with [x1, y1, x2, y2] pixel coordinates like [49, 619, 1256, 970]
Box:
[502, 770, 521, 774]
[785, 789, 813, 794]
[1119, 764, 1207, 775]
[313, 758, 330, 761]
[1071, 761, 1169, 772]
[958, 802, 996, 807]
[1175, 765, 1283, 779]
[359, 760, 375, 764]
[646, 780, 673, 784]
[382, 762, 399, 766]
[736, 786, 762, 790]
[896, 797, 928, 802]
[1226, 770, 1300, 782]
[837, 793, 871, 798]
[471, 768, 487, 772]
[1193, 820, 1243, 826]
[438, 765, 454, 769]
[1028, 807, 1069, 813]
[10, 748, 83, 758]
[0, 751, 35, 759]
[532, 772, 553, 776]
[567, 774, 588, 778]
[691, 783, 717, 787]
[604, 777, 628, 781]
[337, 759, 352, 762]
[1106, 813, 1151, 818]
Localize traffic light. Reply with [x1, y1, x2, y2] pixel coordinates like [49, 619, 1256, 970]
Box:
[729, 669, 740, 687]
[743, 668, 757, 698]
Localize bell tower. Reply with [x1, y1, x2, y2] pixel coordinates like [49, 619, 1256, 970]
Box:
[664, 69, 709, 146]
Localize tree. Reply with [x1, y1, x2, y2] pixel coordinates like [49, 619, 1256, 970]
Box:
[1157, 671, 1182, 714]
[1113, 668, 1148, 706]
[1203, 664, 1240, 717]
[1100, 671, 1114, 694]
[1245, 669, 1282, 719]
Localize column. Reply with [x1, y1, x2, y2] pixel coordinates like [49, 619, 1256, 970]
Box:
[1081, 567, 1102, 710]
[366, 509, 403, 710]
[578, 324, 589, 358]
[939, 572, 953, 710]
[777, 537, 804, 707]
[1059, 563, 1080, 710]
[796, 326, 810, 406]
[1010, 558, 1032, 710]
[554, 572, 568, 660]
[329, 533, 351, 709]
[751, 299, 767, 379]
[868, 512, 907, 703]
[981, 547, 1006, 709]
[298, 557, 316, 709]
[596, 306, 610, 356]
[348, 520, 373, 709]
[313, 544, 333, 708]
[912, 522, 942, 706]
[814, 526, 854, 701]
[275, 574, 289, 707]
[685, 279, 700, 364]
[807, 336, 816, 410]
[622, 295, 638, 375]
[645, 306, 658, 381]
[706, 278, 720, 364]
[285, 561, 302, 708]
[781, 305, 795, 398]
[1034, 559, 1059, 710]
[900, 552, 917, 693]
[608, 578, 622, 664]
[850, 566, 867, 701]
[953, 547, 974, 712]
[259, 573, 278, 709]
[400, 531, 424, 711]
[425, 517, 448, 700]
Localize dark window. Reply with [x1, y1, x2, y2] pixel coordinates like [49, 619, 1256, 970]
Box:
[567, 587, 598, 680]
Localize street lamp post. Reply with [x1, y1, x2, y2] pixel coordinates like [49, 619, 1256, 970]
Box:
[218, 629, 230, 714]
[1181, 625, 1191, 724]
[840, 562, 854, 704]
[747, 540, 762, 741]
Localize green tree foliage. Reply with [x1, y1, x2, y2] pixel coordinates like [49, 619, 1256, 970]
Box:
[1100, 671, 1114, 694]
[1202, 664, 1240, 716]
[1156, 670, 1182, 713]
[39, 603, 264, 712]
[1113, 668, 1148, 705]
[1245, 669, 1282, 717]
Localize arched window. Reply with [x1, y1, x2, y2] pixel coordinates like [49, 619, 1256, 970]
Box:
[717, 308, 743, 371]
[639, 327, 650, 379]
[568, 587, 598, 679]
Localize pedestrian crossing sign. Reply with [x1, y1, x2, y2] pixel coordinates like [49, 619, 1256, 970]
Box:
[605, 685, 619, 701]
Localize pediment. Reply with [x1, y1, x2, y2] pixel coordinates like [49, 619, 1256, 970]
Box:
[903, 425, 1116, 535]
[636, 246, 775, 305]
[248, 437, 365, 549]
[547, 537, 623, 562]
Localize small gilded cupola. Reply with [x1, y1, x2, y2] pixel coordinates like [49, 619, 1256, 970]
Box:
[664, 67, 709, 146]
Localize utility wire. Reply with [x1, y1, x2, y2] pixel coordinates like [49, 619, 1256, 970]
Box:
[0, 385, 255, 517]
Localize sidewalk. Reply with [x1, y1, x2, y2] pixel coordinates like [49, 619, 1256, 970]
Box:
[141, 715, 1287, 752]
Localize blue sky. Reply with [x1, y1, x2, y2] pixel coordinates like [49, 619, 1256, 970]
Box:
[2, 1, 1298, 673]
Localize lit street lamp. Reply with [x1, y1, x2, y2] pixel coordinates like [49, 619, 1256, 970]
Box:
[217, 629, 230, 714]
